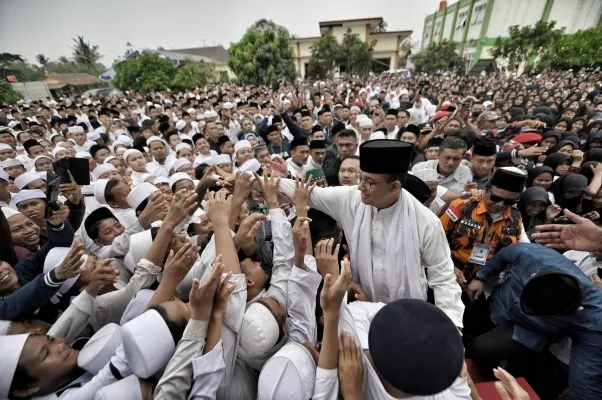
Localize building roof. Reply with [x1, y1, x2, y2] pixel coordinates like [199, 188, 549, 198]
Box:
[319, 17, 383, 27]
[43, 73, 102, 89]
[167, 45, 230, 64]
[371, 30, 413, 36]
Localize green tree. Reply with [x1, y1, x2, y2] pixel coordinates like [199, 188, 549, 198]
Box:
[113, 53, 176, 92]
[0, 80, 21, 103]
[373, 20, 387, 33]
[35, 54, 49, 70]
[71, 35, 102, 72]
[337, 32, 374, 76]
[491, 20, 564, 72]
[228, 19, 296, 85]
[307, 35, 341, 79]
[539, 26, 602, 70]
[172, 59, 218, 90]
[411, 40, 466, 74]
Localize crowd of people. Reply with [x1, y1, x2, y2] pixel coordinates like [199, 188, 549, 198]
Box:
[0, 69, 602, 399]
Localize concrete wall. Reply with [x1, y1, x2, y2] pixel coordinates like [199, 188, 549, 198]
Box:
[486, 0, 547, 38]
[547, 0, 602, 34]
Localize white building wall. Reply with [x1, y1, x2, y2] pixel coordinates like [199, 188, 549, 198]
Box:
[486, 0, 547, 38]
[548, 0, 602, 34]
[441, 11, 454, 41]
[453, 4, 472, 42]
[465, 0, 489, 41]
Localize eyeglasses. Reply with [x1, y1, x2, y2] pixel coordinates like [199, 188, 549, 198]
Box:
[358, 176, 388, 190]
[488, 193, 519, 206]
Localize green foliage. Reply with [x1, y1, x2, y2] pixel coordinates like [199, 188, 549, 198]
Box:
[307, 35, 341, 79]
[491, 21, 564, 71]
[411, 40, 466, 74]
[228, 19, 296, 85]
[373, 20, 387, 33]
[307, 32, 374, 79]
[71, 35, 102, 72]
[35, 54, 49, 69]
[172, 60, 218, 90]
[0, 80, 22, 103]
[0, 53, 43, 81]
[113, 53, 176, 92]
[538, 26, 602, 70]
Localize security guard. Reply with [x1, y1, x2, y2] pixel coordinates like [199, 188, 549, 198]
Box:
[439, 167, 529, 285]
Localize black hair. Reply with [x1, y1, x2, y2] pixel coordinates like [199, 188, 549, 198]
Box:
[135, 198, 149, 216]
[87, 220, 103, 240]
[104, 178, 120, 203]
[10, 362, 36, 397]
[306, 208, 341, 248]
[149, 304, 187, 344]
[150, 226, 160, 241]
[336, 129, 358, 140]
[440, 136, 467, 152]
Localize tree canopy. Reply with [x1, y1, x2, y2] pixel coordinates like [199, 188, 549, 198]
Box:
[113, 53, 176, 92]
[491, 21, 564, 72]
[0, 80, 22, 103]
[307, 32, 374, 79]
[411, 40, 466, 74]
[228, 19, 296, 86]
[72, 35, 103, 72]
[172, 60, 219, 90]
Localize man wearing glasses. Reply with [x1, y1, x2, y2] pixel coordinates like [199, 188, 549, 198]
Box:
[279, 139, 464, 328]
[439, 167, 530, 289]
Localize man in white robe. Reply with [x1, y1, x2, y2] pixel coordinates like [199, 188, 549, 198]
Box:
[279, 139, 464, 327]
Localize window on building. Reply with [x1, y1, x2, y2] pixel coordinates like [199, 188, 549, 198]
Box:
[424, 23, 432, 39]
[371, 58, 391, 74]
[434, 22, 442, 36]
[456, 11, 468, 30]
[466, 52, 476, 67]
[472, 4, 488, 25]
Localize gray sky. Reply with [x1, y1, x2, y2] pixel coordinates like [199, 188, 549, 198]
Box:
[0, 0, 443, 66]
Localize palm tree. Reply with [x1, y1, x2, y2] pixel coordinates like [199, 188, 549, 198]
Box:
[35, 54, 49, 70]
[71, 35, 101, 70]
[58, 56, 70, 64]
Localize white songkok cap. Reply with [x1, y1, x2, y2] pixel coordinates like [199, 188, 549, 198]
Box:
[94, 375, 142, 400]
[234, 140, 252, 153]
[257, 342, 317, 400]
[115, 135, 133, 147]
[125, 230, 153, 273]
[175, 120, 186, 131]
[0, 168, 7, 182]
[1, 207, 20, 220]
[240, 302, 280, 360]
[146, 136, 166, 147]
[13, 189, 46, 206]
[127, 182, 158, 210]
[204, 110, 218, 119]
[51, 147, 68, 158]
[123, 149, 143, 161]
[43, 247, 89, 294]
[186, 108, 196, 114]
[0, 334, 29, 398]
[168, 172, 193, 191]
[175, 143, 192, 152]
[1, 158, 23, 168]
[0, 144, 12, 151]
[68, 126, 84, 134]
[358, 116, 373, 128]
[120, 289, 156, 325]
[76, 151, 92, 159]
[223, 101, 234, 110]
[122, 310, 176, 379]
[33, 155, 53, 165]
[153, 176, 169, 186]
[104, 156, 117, 164]
[77, 323, 122, 374]
[193, 155, 214, 167]
[92, 164, 116, 180]
[368, 131, 386, 140]
[14, 171, 45, 190]
[214, 154, 232, 165]
[412, 168, 439, 183]
[239, 158, 261, 173]
[0, 320, 10, 335]
[172, 158, 191, 172]
[94, 179, 110, 204]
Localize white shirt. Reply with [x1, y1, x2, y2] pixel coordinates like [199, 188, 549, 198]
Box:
[286, 157, 306, 179]
[412, 160, 472, 193]
[147, 154, 176, 178]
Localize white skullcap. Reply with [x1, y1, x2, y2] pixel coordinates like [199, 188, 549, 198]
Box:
[0, 320, 10, 335]
[127, 182, 158, 210]
[258, 342, 316, 400]
[120, 289, 156, 325]
[146, 101, 153, 107]
[0, 168, 7, 182]
[122, 310, 176, 379]
[483, 100, 494, 109]
[114, 129, 127, 137]
[239, 158, 261, 173]
[94, 179, 110, 204]
[81, 182, 95, 195]
[214, 154, 232, 165]
[175, 143, 192, 152]
[13, 189, 46, 206]
[358, 117, 373, 128]
[412, 168, 439, 183]
[51, 147, 68, 158]
[92, 164, 117, 180]
[186, 108, 196, 114]
[204, 110, 218, 119]
[168, 172, 193, 190]
[94, 374, 142, 400]
[234, 140, 252, 153]
[153, 176, 169, 185]
[115, 135, 133, 147]
[33, 155, 53, 165]
[172, 158, 191, 172]
[175, 120, 186, 131]
[88, 131, 101, 141]
[0, 334, 29, 398]
[104, 156, 117, 164]
[193, 154, 214, 168]
[124, 230, 153, 273]
[350, 106, 361, 113]
[76, 151, 92, 159]
[43, 247, 88, 294]
[1, 158, 23, 168]
[146, 136, 166, 147]
[123, 149, 143, 161]
[7, 121, 19, 129]
[1, 207, 20, 220]
[77, 323, 122, 374]
[240, 302, 280, 360]
[68, 126, 84, 134]
[0, 144, 12, 151]
[368, 131, 386, 140]
[223, 101, 234, 110]
[14, 172, 44, 190]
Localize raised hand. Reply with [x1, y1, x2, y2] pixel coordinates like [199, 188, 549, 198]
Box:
[54, 240, 85, 280]
[253, 171, 280, 208]
[138, 191, 167, 228]
[493, 367, 530, 400]
[292, 216, 312, 256]
[59, 171, 82, 205]
[233, 213, 267, 254]
[165, 189, 198, 226]
[163, 242, 200, 285]
[47, 201, 70, 226]
[320, 257, 351, 315]
[206, 191, 232, 226]
[348, 281, 372, 302]
[188, 255, 223, 320]
[231, 171, 254, 201]
[284, 174, 316, 217]
[533, 209, 602, 252]
[338, 331, 364, 398]
[315, 238, 340, 278]
[84, 258, 120, 296]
